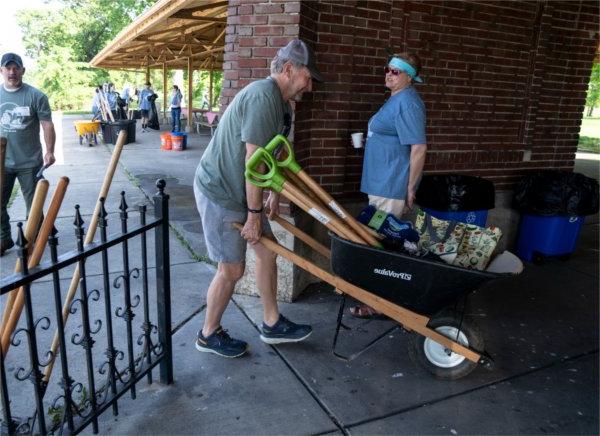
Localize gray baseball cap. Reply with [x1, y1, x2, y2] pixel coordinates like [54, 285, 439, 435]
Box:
[1, 53, 24, 68]
[277, 39, 324, 83]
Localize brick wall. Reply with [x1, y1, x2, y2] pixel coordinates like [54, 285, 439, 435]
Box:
[221, 0, 599, 198]
[222, 0, 301, 107]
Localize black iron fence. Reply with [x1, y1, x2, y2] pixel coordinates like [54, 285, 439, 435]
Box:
[0, 180, 172, 435]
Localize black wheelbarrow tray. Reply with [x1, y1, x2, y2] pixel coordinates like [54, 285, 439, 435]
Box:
[247, 222, 512, 380]
[329, 233, 513, 379]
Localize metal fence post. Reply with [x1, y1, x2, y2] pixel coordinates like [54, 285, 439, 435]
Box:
[1, 347, 16, 435]
[153, 180, 172, 384]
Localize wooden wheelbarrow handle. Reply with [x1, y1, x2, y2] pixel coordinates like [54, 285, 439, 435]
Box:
[232, 222, 482, 364]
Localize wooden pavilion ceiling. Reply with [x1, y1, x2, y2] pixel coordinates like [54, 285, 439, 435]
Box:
[90, 0, 227, 70]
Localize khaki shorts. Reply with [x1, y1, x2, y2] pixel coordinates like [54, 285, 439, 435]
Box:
[194, 183, 272, 263]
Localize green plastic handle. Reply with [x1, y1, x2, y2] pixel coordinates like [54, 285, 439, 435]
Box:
[264, 134, 301, 174]
[245, 147, 285, 192]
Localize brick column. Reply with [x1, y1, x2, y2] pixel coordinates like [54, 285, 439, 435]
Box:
[222, 1, 301, 110]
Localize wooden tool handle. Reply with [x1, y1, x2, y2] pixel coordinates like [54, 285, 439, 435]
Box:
[44, 129, 127, 381]
[283, 181, 366, 245]
[271, 214, 331, 259]
[0, 180, 49, 334]
[296, 170, 382, 247]
[1, 177, 69, 356]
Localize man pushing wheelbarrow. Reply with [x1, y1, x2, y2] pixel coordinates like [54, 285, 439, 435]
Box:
[192, 39, 324, 358]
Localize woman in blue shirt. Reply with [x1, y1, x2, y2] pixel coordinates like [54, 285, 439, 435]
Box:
[170, 85, 183, 132]
[352, 52, 428, 319]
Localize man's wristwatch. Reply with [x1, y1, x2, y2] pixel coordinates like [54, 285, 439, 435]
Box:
[247, 207, 263, 214]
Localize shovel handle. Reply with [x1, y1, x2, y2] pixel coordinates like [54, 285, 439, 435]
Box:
[264, 134, 301, 174]
[245, 147, 285, 192]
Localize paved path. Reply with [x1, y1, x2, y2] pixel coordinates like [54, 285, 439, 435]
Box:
[1, 114, 598, 435]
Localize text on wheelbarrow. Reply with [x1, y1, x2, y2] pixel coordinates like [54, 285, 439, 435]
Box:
[373, 268, 412, 281]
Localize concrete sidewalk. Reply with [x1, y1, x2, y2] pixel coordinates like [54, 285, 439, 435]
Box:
[1, 114, 598, 435]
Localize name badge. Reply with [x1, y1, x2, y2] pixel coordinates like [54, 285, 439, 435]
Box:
[14, 106, 31, 117]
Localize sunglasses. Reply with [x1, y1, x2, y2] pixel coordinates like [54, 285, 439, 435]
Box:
[384, 66, 404, 76]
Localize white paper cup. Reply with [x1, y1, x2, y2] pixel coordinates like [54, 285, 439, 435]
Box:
[351, 132, 364, 148]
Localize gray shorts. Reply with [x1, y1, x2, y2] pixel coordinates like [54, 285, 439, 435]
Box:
[194, 183, 272, 263]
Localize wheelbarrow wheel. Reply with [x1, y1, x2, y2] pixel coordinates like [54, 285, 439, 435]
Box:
[408, 312, 483, 380]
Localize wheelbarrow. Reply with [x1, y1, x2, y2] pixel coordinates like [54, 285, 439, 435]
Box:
[73, 120, 100, 146]
[243, 135, 513, 380]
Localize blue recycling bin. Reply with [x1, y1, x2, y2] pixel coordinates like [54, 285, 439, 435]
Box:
[516, 214, 585, 262]
[422, 208, 488, 227]
[416, 174, 495, 227]
[514, 171, 598, 262]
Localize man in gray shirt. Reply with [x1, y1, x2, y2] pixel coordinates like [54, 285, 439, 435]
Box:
[0, 53, 56, 255]
[194, 39, 324, 357]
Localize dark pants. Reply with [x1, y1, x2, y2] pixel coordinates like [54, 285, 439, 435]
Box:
[171, 107, 181, 132]
[1, 164, 43, 242]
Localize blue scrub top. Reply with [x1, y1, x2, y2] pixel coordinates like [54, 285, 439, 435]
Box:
[360, 86, 426, 200]
[139, 88, 153, 110]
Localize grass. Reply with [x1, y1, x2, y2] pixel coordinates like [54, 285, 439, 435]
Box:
[99, 142, 213, 264]
[578, 116, 600, 153]
[61, 110, 92, 115]
[578, 136, 600, 153]
[7, 183, 20, 209]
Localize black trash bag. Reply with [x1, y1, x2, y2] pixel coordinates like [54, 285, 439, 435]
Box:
[147, 93, 160, 130]
[514, 171, 599, 216]
[416, 174, 495, 211]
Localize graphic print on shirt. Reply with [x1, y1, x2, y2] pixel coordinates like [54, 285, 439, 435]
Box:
[0, 102, 31, 132]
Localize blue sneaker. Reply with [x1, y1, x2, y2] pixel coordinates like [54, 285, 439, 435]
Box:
[260, 315, 312, 344]
[195, 327, 248, 358]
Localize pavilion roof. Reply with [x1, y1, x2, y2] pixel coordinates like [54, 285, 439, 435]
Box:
[90, 0, 226, 70]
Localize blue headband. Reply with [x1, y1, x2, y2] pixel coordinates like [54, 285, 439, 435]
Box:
[389, 57, 423, 83]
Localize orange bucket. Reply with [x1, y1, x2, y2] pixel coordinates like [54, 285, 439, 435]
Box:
[171, 134, 184, 151]
[160, 133, 172, 150]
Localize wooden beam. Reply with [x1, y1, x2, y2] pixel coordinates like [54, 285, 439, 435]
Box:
[169, 11, 227, 23]
[90, 0, 191, 67]
[147, 46, 224, 68]
[209, 59, 214, 111]
[163, 62, 168, 122]
[135, 36, 215, 45]
[171, 1, 228, 16]
[187, 57, 193, 133]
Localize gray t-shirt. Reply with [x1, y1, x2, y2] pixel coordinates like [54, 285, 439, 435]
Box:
[0, 83, 52, 169]
[195, 78, 292, 212]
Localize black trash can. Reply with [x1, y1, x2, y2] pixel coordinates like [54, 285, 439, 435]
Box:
[514, 171, 599, 261]
[416, 174, 495, 226]
[101, 120, 136, 145]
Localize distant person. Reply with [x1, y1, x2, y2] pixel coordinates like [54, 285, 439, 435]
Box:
[201, 92, 210, 110]
[91, 86, 101, 120]
[170, 85, 183, 132]
[0, 52, 56, 256]
[139, 82, 154, 132]
[106, 83, 119, 120]
[121, 85, 131, 106]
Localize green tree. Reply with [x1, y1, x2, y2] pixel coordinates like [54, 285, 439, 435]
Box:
[585, 63, 600, 117]
[18, 0, 155, 63]
[32, 47, 94, 110]
[15, 0, 156, 110]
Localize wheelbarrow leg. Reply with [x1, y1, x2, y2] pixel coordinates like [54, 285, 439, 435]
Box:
[331, 292, 400, 362]
[331, 294, 349, 353]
